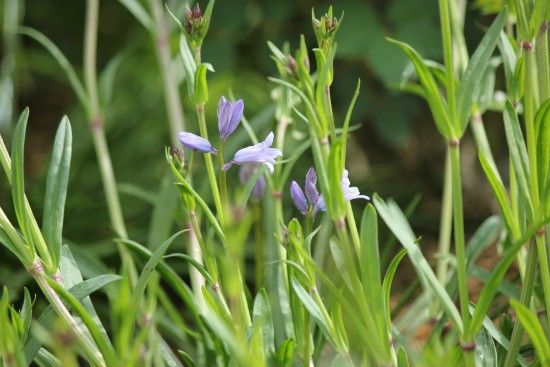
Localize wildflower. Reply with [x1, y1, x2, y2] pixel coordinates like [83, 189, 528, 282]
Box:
[290, 181, 308, 214]
[178, 131, 217, 154]
[218, 96, 244, 141]
[317, 170, 370, 211]
[223, 132, 282, 174]
[290, 167, 320, 214]
[239, 164, 266, 200]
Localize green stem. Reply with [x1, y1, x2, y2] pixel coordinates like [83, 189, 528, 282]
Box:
[253, 202, 264, 288]
[84, 0, 127, 239]
[217, 143, 230, 212]
[149, 0, 186, 143]
[436, 150, 453, 285]
[503, 242, 538, 367]
[84, 0, 136, 283]
[438, 0, 458, 129]
[449, 142, 472, 355]
[196, 104, 224, 227]
[31, 260, 106, 367]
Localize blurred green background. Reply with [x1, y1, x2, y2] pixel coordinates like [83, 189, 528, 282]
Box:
[1, 0, 505, 288]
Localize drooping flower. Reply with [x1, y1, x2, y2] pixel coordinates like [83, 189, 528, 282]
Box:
[223, 132, 282, 174]
[290, 181, 308, 214]
[317, 169, 369, 211]
[178, 131, 217, 154]
[290, 167, 320, 214]
[218, 96, 244, 141]
[239, 164, 266, 200]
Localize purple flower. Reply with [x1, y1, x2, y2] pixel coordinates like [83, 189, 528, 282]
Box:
[223, 132, 282, 174]
[239, 164, 266, 200]
[304, 167, 319, 205]
[317, 170, 369, 211]
[290, 181, 308, 214]
[178, 131, 217, 154]
[218, 96, 244, 141]
[290, 167, 320, 214]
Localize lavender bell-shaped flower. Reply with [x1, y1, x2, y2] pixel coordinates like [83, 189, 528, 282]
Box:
[178, 131, 217, 154]
[223, 132, 282, 174]
[239, 164, 266, 200]
[218, 96, 244, 142]
[290, 181, 308, 214]
[317, 169, 369, 211]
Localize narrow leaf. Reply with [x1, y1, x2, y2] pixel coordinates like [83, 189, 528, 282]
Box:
[42, 117, 72, 267]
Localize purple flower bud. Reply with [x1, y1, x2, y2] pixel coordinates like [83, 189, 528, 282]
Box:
[304, 167, 318, 205]
[239, 164, 266, 200]
[178, 131, 217, 154]
[223, 132, 282, 174]
[305, 181, 319, 207]
[218, 96, 244, 141]
[290, 181, 308, 214]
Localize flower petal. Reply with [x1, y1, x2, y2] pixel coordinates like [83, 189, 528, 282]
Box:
[290, 181, 308, 214]
[178, 131, 217, 154]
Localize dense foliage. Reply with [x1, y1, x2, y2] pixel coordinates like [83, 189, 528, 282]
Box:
[0, 0, 550, 366]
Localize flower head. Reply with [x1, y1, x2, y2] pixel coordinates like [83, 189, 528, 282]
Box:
[317, 169, 369, 211]
[223, 132, 282, 174]
[239, 164, 266, 200]
[290, 167, 321, 215]
[178, 131, 217, 154]
[218, 96, 244, 141]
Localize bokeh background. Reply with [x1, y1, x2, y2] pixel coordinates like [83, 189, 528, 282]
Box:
[1, 0, 505, 291]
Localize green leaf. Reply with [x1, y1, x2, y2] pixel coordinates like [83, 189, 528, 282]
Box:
[42, 117, 72, 268]
[123, 230, 186, 343]
[252, 288, 275, 355]
[535, 99, 550, 198]
[359, 204, 386, 338]
[179, 34, 197, 98]
[46, 277, 118, 366]
[467, 220, 548, 339]
[388, 38, 452, 138]
[290, 277, 337, 348]
[475, 323, 498, 367]
[382, 248, 407, 335]
[397, 347, 410, 367]
[502, 101, 531, 212]
[456, 9, 507, 134]
[477, 149, 519, 238]
[11, 108, 33, 247]
[509, 299, 550, 364]
[373, 194, 463, 333]
[275, 338, 296, 367]
[24, 274, 121, 364]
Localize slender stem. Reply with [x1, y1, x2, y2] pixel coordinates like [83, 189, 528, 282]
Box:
[438, 0, 458, 128]
[503, 242, 538, 367]
[196, 105, 225, 226]
[84, 0, 127, 240]
[535, 232, 550, 315]
[217, 143, 230, 212]
[149, 0, 186, 144]
[185, 214, 206, 310]
[31, 260, 106, 367]
[436, 150, 453, 284]
[449, 142, 472, 355]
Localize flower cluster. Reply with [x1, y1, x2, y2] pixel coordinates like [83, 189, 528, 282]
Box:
[178, 96, 282, 190]
[290, 168, 369, 214]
